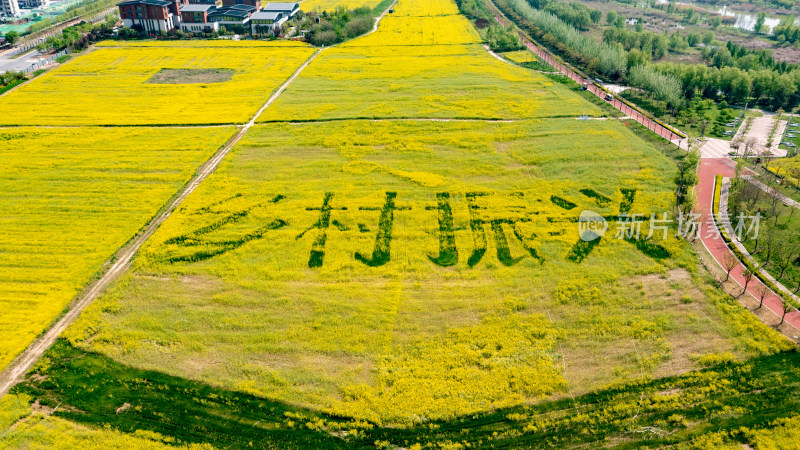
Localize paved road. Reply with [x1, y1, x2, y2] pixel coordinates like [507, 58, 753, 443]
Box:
[0, 49, 43, 73]
[697, 158, 800, 332]
[699, 138, 734, 159]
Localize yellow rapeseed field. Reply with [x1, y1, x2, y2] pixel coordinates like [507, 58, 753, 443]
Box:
[768, 157, 800, 187]
[0, 126, 235, 372]
[65, 119, 788, 425]
[1, 0, 790, 437]
[94, 39, 308, 48]
[298, 0, 380, 11]
[259, 44, 600, 121]
[392, 0, 459, 16]
[501, 49, 537, 64]
[342, 15, 481, 46]
[0, 43, 314, 126]
[258, 0, 596, 121]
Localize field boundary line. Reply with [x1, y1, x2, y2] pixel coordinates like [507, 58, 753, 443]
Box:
[0, 48, 323, 399]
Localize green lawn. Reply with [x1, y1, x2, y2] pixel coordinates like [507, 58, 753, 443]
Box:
[735, 180, 800, 294]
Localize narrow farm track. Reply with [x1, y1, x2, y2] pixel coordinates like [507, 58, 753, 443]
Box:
[696, 158, 800, 333]
[371, 0, 398, 33]
[0, 48, 323, 399]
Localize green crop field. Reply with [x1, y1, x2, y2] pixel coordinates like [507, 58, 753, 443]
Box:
[0, 0, 798, 447]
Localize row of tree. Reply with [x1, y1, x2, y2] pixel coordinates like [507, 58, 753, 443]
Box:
[36, 16, 117, 53]
[506, 0, 627, 79]
[28, 0, 119, 34]
[505, 0, 800, 112]
[729, 176, 800, 298]
[540, 1, 602, 31]
[655, 63, 800, 110]
[0, 71, 26, 89]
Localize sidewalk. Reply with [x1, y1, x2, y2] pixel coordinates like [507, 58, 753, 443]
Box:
[743, 176, 800, 210]
[697, 159, 800, 332]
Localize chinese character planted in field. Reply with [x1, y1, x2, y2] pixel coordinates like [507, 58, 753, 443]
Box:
[355, 192, 410, 267]
[160, 195, 287, 263]
[427, 192, 458, 267]
[298, 192, 347, 268]
[465, 192, 542, 267]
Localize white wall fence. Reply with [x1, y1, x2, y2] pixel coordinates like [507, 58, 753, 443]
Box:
[19, 49, 67, 73]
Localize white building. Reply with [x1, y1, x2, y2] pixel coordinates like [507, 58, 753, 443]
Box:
[18, 0, 50, 9]
[179, 3, 219, 32]
[250, 10, 284, 35]
[0, 0, 21, 18]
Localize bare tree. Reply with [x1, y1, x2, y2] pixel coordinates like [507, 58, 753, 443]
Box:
[755, 283, 770, 309]
[772, 240, 800, 282]
[769, 195, 781, 226]
[779, 298, 799, 326]
[742, 268, 754, 296]
[744, 137, 758, 159]
[723, 253, 738, 281]
[761, 225, 776, 264]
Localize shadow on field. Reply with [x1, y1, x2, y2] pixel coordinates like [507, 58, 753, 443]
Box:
[13, 340, 800, 449]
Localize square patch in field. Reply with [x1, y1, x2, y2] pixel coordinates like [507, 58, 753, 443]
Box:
[146, 68, 236, 84]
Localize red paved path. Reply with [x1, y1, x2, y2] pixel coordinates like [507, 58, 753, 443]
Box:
[697, 159, 800, 331]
